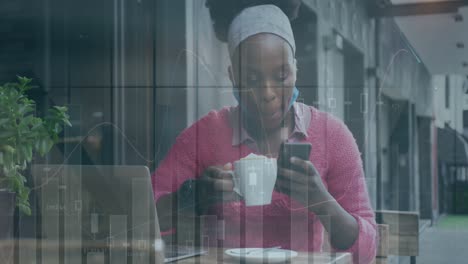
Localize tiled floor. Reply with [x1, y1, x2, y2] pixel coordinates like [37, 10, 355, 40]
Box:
[417, 226, 468, 263]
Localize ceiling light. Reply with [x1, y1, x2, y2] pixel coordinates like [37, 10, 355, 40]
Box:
[454, 13, 463, 22]
[457, 42, 465, 49]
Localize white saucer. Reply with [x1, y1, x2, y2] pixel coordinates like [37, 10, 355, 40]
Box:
[224, 248, 298, 263]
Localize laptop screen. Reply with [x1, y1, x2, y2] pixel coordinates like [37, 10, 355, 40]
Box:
[31, 165, 162, 263]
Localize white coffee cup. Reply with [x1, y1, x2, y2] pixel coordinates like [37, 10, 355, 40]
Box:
[233, 156, 277, 206]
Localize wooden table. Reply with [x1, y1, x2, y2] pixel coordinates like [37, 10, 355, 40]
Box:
[0, 239, 352, 264]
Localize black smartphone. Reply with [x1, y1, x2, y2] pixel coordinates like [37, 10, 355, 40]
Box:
[277, 142, 312, 171]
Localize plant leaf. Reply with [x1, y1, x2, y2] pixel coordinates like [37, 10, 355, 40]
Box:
[1, 76, 68, 216]
[1, 145, 15, 154]
[18, 202, 31, 216]
[0, 118, 9, 127]
[64, 119, 72, 127]
[26, 144, 32, 162]
[0, 130, 15, 139]
[39, 139, 48, 156]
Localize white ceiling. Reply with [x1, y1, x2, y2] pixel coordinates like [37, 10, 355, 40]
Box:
[390, 0, 468, 75]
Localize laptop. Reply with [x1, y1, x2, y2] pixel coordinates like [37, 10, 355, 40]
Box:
[31, 165, 206, 263]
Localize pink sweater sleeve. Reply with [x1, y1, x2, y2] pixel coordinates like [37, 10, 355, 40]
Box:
[151, 122, 205, 205]
[325, 117, 377, 264]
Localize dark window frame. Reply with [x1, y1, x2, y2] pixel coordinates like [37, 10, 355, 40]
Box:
[445, 75, 450, 109]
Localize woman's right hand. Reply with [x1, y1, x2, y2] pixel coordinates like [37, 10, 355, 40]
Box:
[196, 163, 240, 213]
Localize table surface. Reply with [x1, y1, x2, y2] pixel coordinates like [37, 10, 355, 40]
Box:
[0, 239, 352, 264]
[177, 247, 352, 264]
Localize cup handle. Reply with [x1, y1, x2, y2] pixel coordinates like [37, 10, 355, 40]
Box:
[232, 177, 242, 196]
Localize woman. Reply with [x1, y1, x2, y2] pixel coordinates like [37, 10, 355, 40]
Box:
[153, 3, 377, 263]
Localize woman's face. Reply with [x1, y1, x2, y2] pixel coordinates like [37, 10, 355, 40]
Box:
[230, 33, 297, 131]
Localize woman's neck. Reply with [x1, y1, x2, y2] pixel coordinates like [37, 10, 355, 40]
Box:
[243, 109, 295, 143]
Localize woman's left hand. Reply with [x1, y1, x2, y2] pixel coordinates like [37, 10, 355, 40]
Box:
[276, 157, 334, 212]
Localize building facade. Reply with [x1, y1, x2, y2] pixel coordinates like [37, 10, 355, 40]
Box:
[433, 74, 468, 214]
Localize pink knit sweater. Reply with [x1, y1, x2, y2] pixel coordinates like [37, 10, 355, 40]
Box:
[152, 105, 377, 263]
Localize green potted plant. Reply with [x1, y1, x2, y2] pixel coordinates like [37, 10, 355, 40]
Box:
[0, 76, 71, 238]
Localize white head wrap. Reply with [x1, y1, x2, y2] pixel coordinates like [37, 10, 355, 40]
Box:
[227, 5, 296, 58]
